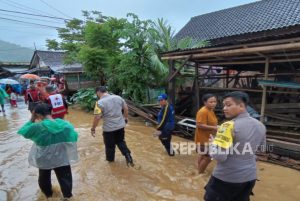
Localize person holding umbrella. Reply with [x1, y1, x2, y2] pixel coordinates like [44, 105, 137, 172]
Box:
[0, 79, 22, 95]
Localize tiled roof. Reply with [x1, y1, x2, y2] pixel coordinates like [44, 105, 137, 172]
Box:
[36, 51, 83, 73]
[175, 0, 300, 44]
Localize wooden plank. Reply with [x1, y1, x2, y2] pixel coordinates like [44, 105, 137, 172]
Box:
[190, 51, 300, 64]
[264, 109, 300, 114]
[265, 122, 300, 128]
[267, 139, 300, 152]
[256, 103, 300, 109]
[168, 60, 176, 106]
[198, 86, 300, 95]
[127, 103, 157, 124]
[162, 41, 300, 60]
[258, 80, 300, 89]
[265, 113, 300, 124]
[167, 55, 192, 82]
[260, 58, 269, 122]
[267, 129, 300, 138]
[161, 37, 300, 58]
[197, 72, 300, 79]
[196, 58, 300, 66]
[195, 63, 200, 109]
[267, 135, 300, 144]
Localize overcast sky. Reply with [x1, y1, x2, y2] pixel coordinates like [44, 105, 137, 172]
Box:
[0, 0, 258, 49]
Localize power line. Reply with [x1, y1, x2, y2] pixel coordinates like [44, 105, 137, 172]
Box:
[0, 13, 65, 24]
[0, 0, 55, 18]
[0, 25, 58, 33]
[0, 16, 63, 29]
[0, 8, 71, 21]
[39, 0, 72, 18]
[0, 24, 60, 30]
[2, 0, 58, 18]
[0, 0, 30, 12]
[0, 47, 34, 52]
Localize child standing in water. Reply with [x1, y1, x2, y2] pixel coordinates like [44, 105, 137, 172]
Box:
[18, 103, 79, 200]
[10, 90, 17, 107]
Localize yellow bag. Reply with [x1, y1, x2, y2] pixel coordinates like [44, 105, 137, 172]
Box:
[93, 101, 102, 115]
[212, 121, 234, 149]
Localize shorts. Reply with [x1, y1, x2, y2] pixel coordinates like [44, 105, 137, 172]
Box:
[196, 144, 210, 156]
[204, 176, 256, 201]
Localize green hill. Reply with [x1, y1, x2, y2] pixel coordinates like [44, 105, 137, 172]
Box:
[0, 40, 33, 62]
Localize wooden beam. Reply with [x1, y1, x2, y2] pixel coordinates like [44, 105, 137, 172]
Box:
[256, 103, 300, 110]
[196, 57, 300, 66]
[256, 52, 266, 57]
[265, 113, 300, 124]
[195, 63, 200, 109]
[161, 37, 300, 58]
[260, 58, 269, 122]
[198, 72, 300, 79]
[192, 52, 300, 65]
[199, 86, 300, 95]
[168, 60, 176, 106]
[161, 41, 300, 60]
[267, 139, 300, 153]
[226, 69, 229, 88]
[265, 122, 300, 128]
[167, 55, 192, 82]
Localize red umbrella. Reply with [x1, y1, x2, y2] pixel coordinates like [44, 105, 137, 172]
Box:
[20, 74, 40, 80]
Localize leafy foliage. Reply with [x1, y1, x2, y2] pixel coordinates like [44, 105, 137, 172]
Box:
[70, 88, 97, 111]
[46, 12, 209, 103]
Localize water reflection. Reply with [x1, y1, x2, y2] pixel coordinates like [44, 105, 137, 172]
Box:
[0, 102, 299, 201]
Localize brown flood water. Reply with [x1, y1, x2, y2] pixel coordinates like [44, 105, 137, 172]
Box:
[0, 102, 300, 201]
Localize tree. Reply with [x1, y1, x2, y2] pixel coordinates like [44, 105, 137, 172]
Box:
[47, 12, 209, 103]
[148, 18, 209, 89]
[46, 11, 123, 84]
[111, 13, 166, 102]
[78, 19, 125, 84]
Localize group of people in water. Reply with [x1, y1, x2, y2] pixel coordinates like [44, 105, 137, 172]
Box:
[0, 77, 66, 116]
[15, 84, 266, 201]
[0, 84, 19, 114]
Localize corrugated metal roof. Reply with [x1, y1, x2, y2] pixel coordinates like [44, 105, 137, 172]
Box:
[36, 50, 83, 73]
[1, 66, 29, 73]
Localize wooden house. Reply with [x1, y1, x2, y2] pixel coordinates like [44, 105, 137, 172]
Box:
[29, 50, 97, 91]
[161, 0, 300, 159]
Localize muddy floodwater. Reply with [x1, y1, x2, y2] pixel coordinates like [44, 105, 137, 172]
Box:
[0, 102, 300, 201]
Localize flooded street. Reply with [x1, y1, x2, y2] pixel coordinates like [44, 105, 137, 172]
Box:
[0, 102, 300, 201]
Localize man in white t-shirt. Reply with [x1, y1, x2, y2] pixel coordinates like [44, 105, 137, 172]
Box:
[91, 86, 134, 167]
